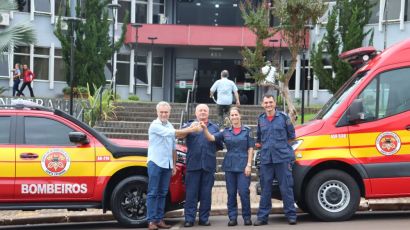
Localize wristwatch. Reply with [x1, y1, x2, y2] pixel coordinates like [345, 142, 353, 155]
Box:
[247, 163, 252, 167]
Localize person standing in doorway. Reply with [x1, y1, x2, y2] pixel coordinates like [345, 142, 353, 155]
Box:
[210, 70, 240, 127]
[147, 101, 202, 230]
[254, 94, 297, 226]
[201, 106, 254, 226]
[12, 63, 23, 97]
[179, 104, 223, 227]
[17, 64, 35, 97]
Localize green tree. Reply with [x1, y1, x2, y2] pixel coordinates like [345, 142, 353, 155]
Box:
[54, 0, 128, 94]
[240, 0, 325, 123]
[0, 0, 36, 54]
[311, 0, 373, 94]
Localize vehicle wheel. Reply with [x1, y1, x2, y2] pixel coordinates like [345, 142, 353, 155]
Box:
[305, 169, 360, 221]
[110, 176, 148, 227]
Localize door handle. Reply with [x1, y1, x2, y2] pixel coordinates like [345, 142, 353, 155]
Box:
[20, 153, 39, 159]
[406, 125, 410, 131]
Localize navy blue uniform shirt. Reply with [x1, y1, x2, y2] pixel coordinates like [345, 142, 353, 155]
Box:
[214, 126, 255, 172]
[256, 111, 295, 164]
[183, 120, 221, 172]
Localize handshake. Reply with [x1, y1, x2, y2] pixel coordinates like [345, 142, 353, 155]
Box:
[189, 121, 211, 132]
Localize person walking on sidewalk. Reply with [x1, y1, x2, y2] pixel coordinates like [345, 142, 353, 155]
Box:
[254, 94, 297, 226]
[11, 63, 23, 97]
[147, 101, 202, 230]
[17, 64, 35, 97]
[201, 106, 255, 227]
[210, 70, 240, 127]
[179, 104, 223, 227]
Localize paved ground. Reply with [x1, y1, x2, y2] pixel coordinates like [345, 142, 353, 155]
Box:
[2, 181, 410, 226]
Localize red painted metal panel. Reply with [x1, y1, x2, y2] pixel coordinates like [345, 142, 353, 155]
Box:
[125, 24, 295, 48]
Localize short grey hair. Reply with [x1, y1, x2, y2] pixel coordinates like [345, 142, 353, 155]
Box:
[156, 101, 171, 111]
[221, 70, 229, 78]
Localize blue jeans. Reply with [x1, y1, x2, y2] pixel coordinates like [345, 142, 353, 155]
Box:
[147, 161, 172, 223]
[225, 171, 251, 221]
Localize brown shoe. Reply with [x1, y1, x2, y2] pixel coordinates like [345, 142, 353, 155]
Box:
[148, 222, 158, 230]
[156, 220, 172, 229]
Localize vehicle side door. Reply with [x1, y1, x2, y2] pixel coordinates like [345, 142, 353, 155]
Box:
[14, 114, 96, 201]
[347, 66, 410, 197]
[0, 114, 16, 200]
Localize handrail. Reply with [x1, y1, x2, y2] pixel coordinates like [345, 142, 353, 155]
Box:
[179, 69, 197, 128]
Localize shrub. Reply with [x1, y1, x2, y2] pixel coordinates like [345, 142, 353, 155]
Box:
[128, 95, 139, 101]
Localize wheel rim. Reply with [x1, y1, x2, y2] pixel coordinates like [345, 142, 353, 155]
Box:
[317, 180, 350, 213]
[120, 185, 147, 221]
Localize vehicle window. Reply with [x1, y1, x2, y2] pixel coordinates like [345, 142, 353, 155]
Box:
[381, 68, 410, 117]
[355, 67, 410, 123]
[0, 117, 11, 144]
[25, 117, 75, 146]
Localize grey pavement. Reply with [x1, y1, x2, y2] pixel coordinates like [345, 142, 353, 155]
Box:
[2, 181, 410, 226]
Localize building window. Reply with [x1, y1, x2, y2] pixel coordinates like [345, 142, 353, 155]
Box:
[176, 0, 243, 26]
[152, 56, 163, 87]
[34, 0, 51, 14]
[54, 49, 66, 82]
[117, 54, 130, 85]
[16, 0, 31, 12]
[0, 54, 9, 77]
[55, 0, 69, 16]
[118, 0, 131, 23]
[369, 0, 380, 24]
[14, 46, 30, 73]
[135, 1, 148, 23]
[153, 0, 165, 24]
[34, 47, 50, 81]
[135, 56, 147, 85]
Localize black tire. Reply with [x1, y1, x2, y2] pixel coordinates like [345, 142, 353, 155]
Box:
[305, 169, 360, 221]
[110, 175, 148, 227]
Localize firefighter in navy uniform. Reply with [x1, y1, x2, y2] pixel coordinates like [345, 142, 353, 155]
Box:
[254, 94, 297, 226]
[179, 104, 222, 227]
[201, 106, 255, 226]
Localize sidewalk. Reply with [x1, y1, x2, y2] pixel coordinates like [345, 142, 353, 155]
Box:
[1, 181, 410, 225]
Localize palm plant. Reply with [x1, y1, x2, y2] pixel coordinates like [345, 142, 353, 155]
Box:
[0, 0, 36, 54]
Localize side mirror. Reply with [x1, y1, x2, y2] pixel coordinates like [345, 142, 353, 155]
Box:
[69, 132, 89, 145]
[347, 99, 365, 124]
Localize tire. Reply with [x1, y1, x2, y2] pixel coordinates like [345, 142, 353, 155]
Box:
[110, 176, 148, 227]
[305, 169, 360, 221]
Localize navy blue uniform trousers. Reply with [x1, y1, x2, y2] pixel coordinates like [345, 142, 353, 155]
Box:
[257, 162, 296, 221]
[184, 170, 214, 223]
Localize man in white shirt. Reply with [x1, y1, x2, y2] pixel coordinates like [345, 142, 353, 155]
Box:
[261, 61, 276, 96]
[210, 70, 240, 127]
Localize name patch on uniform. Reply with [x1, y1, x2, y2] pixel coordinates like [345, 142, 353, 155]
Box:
[21, 183, 88, 194]
[376, 132, 401, 156]
[41, 149, 71, 176]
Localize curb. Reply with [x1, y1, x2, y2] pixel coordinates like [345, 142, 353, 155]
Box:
[2, 203, 410, 226]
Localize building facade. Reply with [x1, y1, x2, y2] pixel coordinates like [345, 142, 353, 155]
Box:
[1, 0, 410, 105]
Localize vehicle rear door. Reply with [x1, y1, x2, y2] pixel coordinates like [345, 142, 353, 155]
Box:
[0, 114, 16, 200]
[347, 66, 410, 197]
[14, 114, 96, 201]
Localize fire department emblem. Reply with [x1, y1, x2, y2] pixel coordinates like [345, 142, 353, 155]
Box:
[376, 132, 401, 156]
[41, 149, 71, 176]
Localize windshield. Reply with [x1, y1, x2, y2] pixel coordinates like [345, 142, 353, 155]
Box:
[315, 71, 368, 119]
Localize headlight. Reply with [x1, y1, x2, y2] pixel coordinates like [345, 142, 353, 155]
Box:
[291, 140, 303, 151]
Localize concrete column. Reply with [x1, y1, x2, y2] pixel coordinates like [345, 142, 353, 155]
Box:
[129, 49, 135, 93]
[313, 74, 319, 98]
[295, 54, 301, 98]
[148, 0, 153, 24]
[49, 43, 55, 89]
[147, 51, 152, 94]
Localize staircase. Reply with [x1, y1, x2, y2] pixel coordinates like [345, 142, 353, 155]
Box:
[94, 102, 318, 181]
[94, 102, 265, 181]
